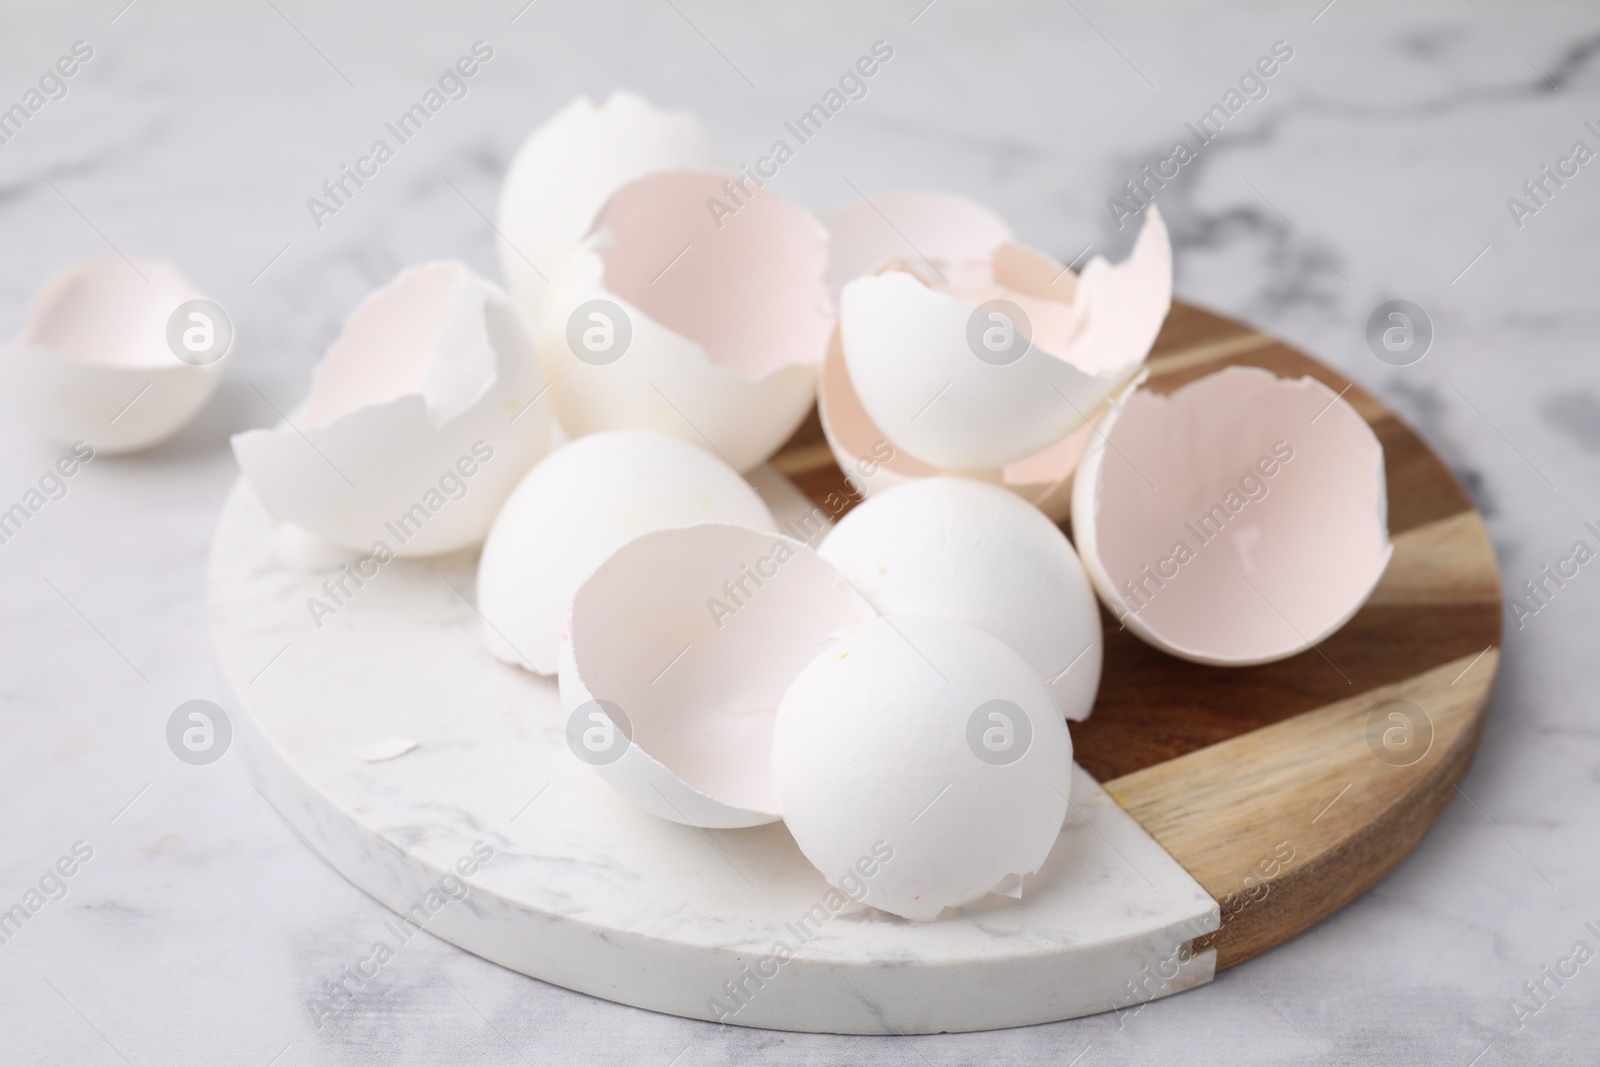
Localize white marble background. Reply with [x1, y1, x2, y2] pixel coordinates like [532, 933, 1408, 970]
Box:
[1, 1, 1597, 1064]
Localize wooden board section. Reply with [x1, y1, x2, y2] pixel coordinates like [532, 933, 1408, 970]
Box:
[770, 299, 1502, 970]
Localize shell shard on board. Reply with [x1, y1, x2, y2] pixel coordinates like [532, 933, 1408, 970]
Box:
[1071, 365, 1393, 665]
[539, 169, 831, 472]
[232, 261, 550, 557]
[560, 523, 875, 828]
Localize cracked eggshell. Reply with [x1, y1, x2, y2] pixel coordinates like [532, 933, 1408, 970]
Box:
[560, 524, 874, 828]
[0, 255, 228, 454]
[476, 429, 777, 675]
[1071, 365, 1393, 666]
[232, 261, 550, 557]
[820, 189, 1012, 303]
[819, 477, 1103, 721]
[539, 169, 831, 472]
[773, 614, 1072, 921]
[838, 207, 1170, 471]
[817, 322, 1098, 521]
[496, 91, 722, 329]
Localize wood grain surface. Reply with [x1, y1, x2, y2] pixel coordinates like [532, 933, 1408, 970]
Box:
[772, 300, 1502, 970]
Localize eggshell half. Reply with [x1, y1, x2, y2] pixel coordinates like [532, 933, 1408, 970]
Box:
[819, 477, 1102, 720]
[816, 323, 1097, 521]
[1071, 365, 1393, 666]
[839, 207, 1170, 471]
[0, 255, 228, 453]
[540, 170, 831, 472]
[773, 614, 1072, 921]
[560, 524, 874, 828]
[496, 91, 723, 329]
[232, 261, 550, 557]
[476, 429, 777, 675]
[820, 190, 1012, 302]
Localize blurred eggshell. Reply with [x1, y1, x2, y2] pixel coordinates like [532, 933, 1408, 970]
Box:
[0, 255, 228, 453]
[496, 91, 722, 329]
[820, 190, 1012, 302]
[477, 429, 777, 675]
[819, 477, 1102, 721]
[839, 207, 1171, 471]
[540, 170, 830, 471]
[1071, 365, 1393, 666]
[232, 261, 550, 557]
[560, 524, 874, 828]
[816, 324, 1098, 521]
[772, 614, 1072, 921]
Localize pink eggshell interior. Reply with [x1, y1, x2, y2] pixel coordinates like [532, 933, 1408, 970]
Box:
[570, 524, 869, 813]
[20, 256, 197, 368]
[592, 170, 832, 379]
[304, 262, 466, 429]
[1091, 366, 1389, 662]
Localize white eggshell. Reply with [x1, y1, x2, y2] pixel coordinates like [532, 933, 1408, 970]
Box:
[839, 208, 1171, 471]
[476, 430, 777, 675]
[0, 255, 228, 454]
[773, 614, 1072, 921]
[816, 322, 1098, 522]
[820, 189, 1012, 301]
[539, 170, 830, 472]
[1071, 365, 1393, 666]
[232, 261, 550, 557]
[819, 477, 1102, 721]
[496, 91, 722, 329]
[560, 524, 874, 828]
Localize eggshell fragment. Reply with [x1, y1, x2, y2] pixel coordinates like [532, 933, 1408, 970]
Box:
[477, 430, 777, 675]
[773, 614, 1072, 921]
[839, 208, 1170, 471]
[496, 91, 723, 329]
[560, 524, 874, 828]
[1071, 365, 1393, 666]
[816, 323, 1097, 521]
[819, 477, 1102, 720]
[820, 190, 1012, 302]
[0, 255, 228, 453]
[232, 261, 549, 557]
[539, 170, 831, 472]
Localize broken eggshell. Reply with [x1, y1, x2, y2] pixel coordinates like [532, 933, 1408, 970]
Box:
[820, 189, 1012, 303]
[772, 614, 1072, 922]
[232, 261, 550, 557]
[817, 322, 1097, 521]
[559, 523, 874, 829]
[1071, 365, 1393, 666]
[476, 429, 777, 675]
[0, 255, 229, 454]
[838, 207, 1170, 471]
[496, 90, 723, 330]
[539, 169, 832, 472]
[819, 476, 1103, 721]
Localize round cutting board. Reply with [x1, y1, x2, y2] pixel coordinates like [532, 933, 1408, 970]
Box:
[779, 299, 1504, 969]
[210, 300, 1499, 1033]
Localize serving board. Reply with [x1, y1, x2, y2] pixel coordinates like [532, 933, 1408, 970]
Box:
[210, 300, 1499, 1033]
[776, 299, 1503, 969]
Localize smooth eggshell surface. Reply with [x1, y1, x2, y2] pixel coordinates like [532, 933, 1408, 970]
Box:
[820, 189, 1012, 302]
[539, 170, 830, 471]
[819, 477, 1103, 720]
[1071, 365, 1393, 666]
[496, 91, 722, 330]
[838, 208, 1170, 471]
[476, 430, 777, 675]
[232, 261, 550, 556]
[772, 614, 1073, 921]
[0, 255, 227, 453]
[561, 524, 874, 828]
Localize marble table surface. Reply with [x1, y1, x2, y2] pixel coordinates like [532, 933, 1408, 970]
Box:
[2, 1, 1597, 1063]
